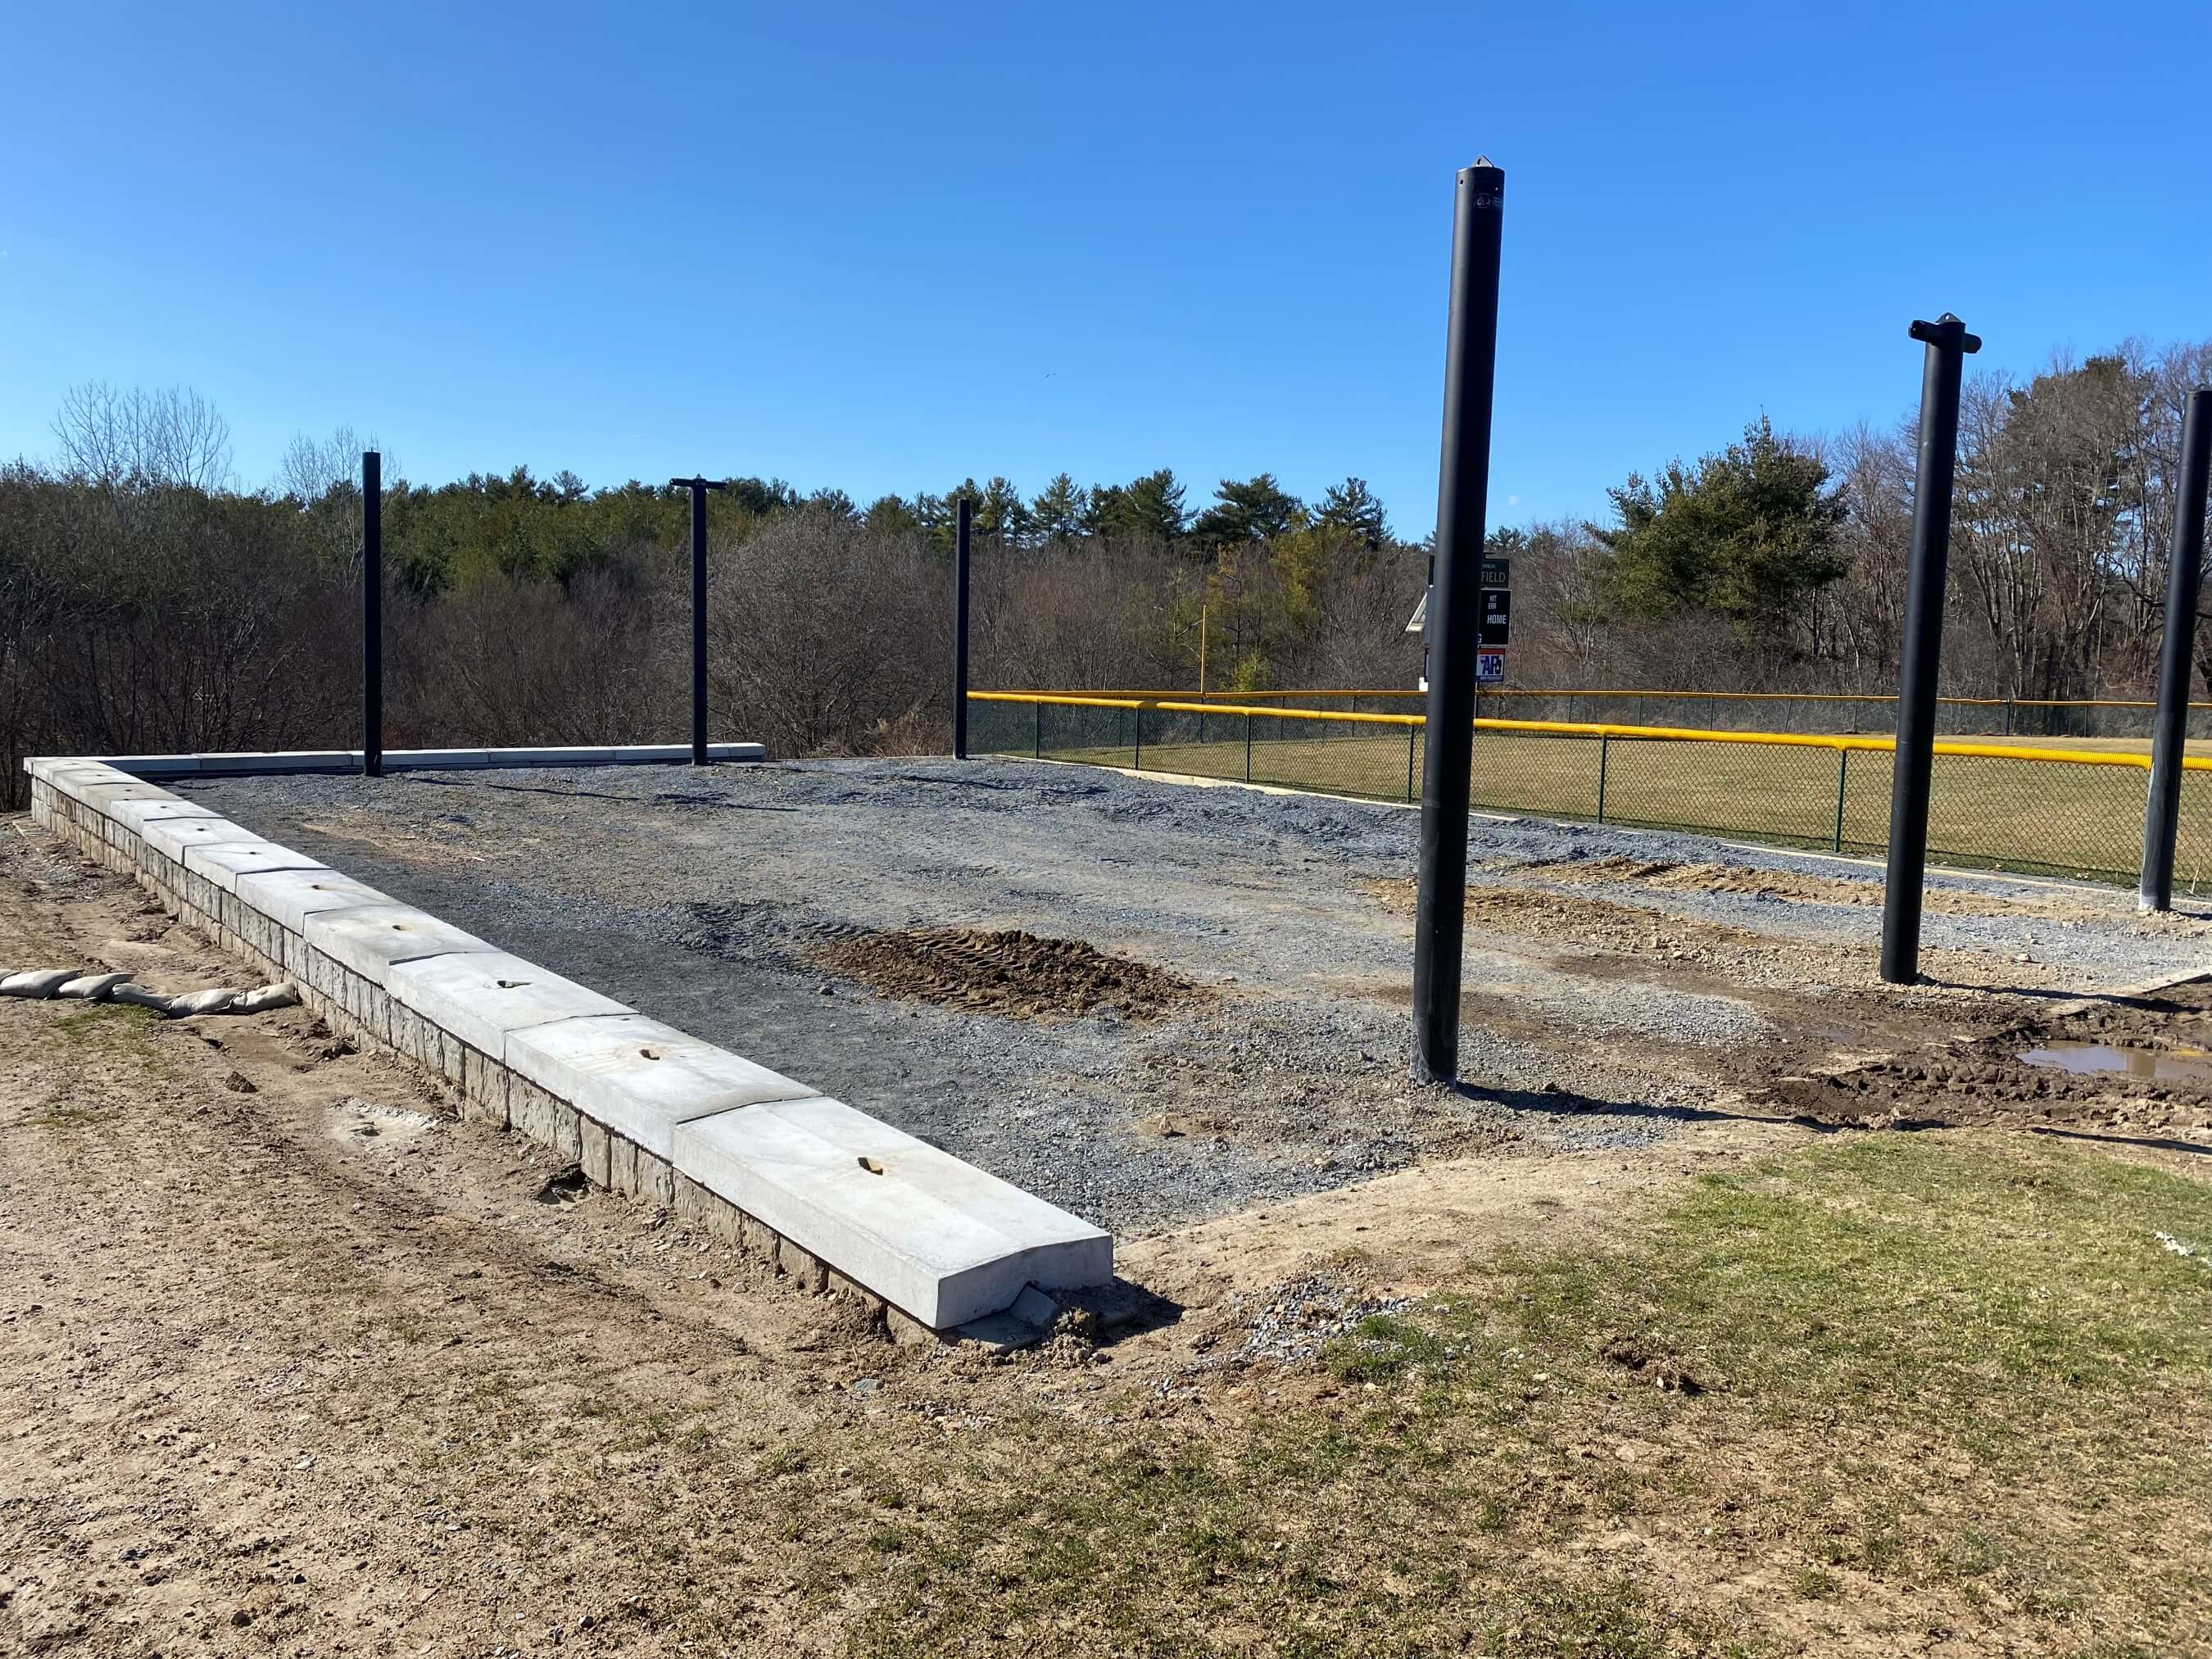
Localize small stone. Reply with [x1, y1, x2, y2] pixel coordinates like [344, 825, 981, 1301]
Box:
[230, 1609, 252, 1628]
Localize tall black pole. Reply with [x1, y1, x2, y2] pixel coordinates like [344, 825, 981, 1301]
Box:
[2141, 388, 2212, 913]
[1412, 158, 1504, 1085]
[1880, 315, 1980, 984]
[671, 476, 728, 765]
[362, 451, 383, 779]
[953, 495, 972, 759]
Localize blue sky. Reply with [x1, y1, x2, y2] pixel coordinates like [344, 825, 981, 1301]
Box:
[3, 1, 2207, 533]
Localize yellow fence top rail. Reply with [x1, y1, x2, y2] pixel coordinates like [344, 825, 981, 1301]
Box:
[968, 689, 2212, 771]
[995, 686, 2212, 711]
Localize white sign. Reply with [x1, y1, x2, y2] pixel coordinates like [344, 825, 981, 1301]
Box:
[1475, 651, 1506, 684]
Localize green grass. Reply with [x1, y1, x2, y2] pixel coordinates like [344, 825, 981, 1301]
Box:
[986, 719, 2212, 887]
[47, 1001, 175, 1077]
[840, 1134, 2212, 1655]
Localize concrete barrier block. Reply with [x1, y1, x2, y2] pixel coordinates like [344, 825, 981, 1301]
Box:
[191, 751, 359, 775]
[384, 749, 491, 770]
[610, 742, 767, 764]
[480, 746, 620, 767]
[184, 839, 329, 895]
[503, 1014, 814, 1161]
[72, 778, 184, 817]
[672, 1096, 1113, 1330]
[109, 799, 221, 841]
[385, 951, 631, 1065]
[142, 815, 262, 867]
[302, 904, 497, 986]
[233, 869, 392, 937]
[95, 755, 204, 777]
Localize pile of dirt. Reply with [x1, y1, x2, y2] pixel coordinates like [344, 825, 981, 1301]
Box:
[815, 927, 1208, 1022]
[1529, 853, 2100, 919]
[1362, 877, 1766, 962]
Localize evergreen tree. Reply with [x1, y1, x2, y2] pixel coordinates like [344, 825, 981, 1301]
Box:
[1028, 473, 1089, 542]
[1589, 417, 1847, 639]
[1317, 477, 1390, 551]
[977, 475, 1028, 541]
[1092, 469, 1187, 542]
[1192, 474, 1307, 548]
[863, 494, 920, 537]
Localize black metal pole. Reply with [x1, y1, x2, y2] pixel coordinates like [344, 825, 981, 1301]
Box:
[1412, 157, 1504, 1084]
[362, 451, 383, 778]
[953, 495, 972, 759]
[1880, 315, 1980, 984]
[2141, 388, 2212, 913]
[671, 476, 728, 765]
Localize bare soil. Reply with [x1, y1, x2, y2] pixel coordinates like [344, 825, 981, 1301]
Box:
[1761, 980, 2212, 1134]
[814, 927, 1207, 1022]
[11, 768, 2212, 1655]
[1523, 851, 2110, 918]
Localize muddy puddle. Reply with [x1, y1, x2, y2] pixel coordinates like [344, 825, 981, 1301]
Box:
[1756, 979, 2212, 1134]
[2019, 1041, 2212, 1086]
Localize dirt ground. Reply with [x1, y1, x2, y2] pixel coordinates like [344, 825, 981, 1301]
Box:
[7, 770, 2212, 1655]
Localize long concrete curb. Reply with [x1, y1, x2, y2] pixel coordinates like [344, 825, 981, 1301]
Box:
[21, 754, 1113, 1334]
[80, 742, 768, 778]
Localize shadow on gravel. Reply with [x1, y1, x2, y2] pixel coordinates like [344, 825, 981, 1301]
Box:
[1448, 1080, 1843, 1135]
[400, 775, 638, 805]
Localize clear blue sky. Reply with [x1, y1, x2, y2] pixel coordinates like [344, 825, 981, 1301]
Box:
[4, 1, 2207, 533]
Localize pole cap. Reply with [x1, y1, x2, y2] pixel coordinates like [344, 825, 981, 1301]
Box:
[1909, 314, 1982, 354]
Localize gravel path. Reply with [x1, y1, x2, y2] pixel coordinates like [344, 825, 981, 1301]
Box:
[187, 757, 2212, 1235]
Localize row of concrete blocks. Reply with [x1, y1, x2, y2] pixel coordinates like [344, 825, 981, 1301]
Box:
[76, 741, 768, 779]
[22, 756, 1112, 1335]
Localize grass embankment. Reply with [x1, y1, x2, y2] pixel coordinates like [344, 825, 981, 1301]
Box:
[837, 1135, 2212, 1654]
[1028, 728, 2212, 886]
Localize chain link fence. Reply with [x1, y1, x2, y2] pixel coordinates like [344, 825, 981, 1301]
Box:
[969, 693, 2212, 890]
[1011, 687, 2212, 741]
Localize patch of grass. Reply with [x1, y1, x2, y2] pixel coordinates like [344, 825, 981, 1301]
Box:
[1010, 727, 2201, 885]
[845, 1132, 2212, 1654]
[47, 1002, 174, 1079]
[1321, 1312, 1448, 1383]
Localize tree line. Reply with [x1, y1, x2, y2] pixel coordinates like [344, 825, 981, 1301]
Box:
[2, 338, 2208, 807]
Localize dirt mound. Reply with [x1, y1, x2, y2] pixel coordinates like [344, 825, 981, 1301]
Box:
[815, 927, 1207, 1022]
[1362, 877, 1765, 961]
[1531, 854, 2101, 919]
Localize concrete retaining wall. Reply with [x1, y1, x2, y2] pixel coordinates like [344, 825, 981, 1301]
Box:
[23, 755, 1112, 1334]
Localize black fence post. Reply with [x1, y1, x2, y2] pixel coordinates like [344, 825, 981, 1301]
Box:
[362, 451, 382, 778]
[671, 476, 728, 765]
[952, 496, 972, 759]
[2141, 388, 2212, 912]
[1412, 157, 1505, 1085]
[1880, 315, 1980, 984]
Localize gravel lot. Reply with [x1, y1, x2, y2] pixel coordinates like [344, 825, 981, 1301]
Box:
[189, 756, 2212, 1235]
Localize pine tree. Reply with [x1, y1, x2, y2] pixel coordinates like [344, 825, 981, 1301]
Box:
[1317, 477, 1390, 551]
[1028, 474, 1089, 542]
[1192, 474, 1306, 548]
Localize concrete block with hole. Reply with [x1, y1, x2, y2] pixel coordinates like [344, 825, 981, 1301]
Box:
[503, 1013, 814, 1159]
[386, 951, 632, 1064]
[184, 839, 329, 895]
[139, 814, 263, 868]
[302, 904, 498, 985]
[233, 868, 392, 938]
[672, 1096, 1113, 1330]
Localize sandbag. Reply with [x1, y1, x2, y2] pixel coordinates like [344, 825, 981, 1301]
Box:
[57, 972, 133, 1001]
[231, 983, 301, 1014]
[1, 969, 80, 999]
[108, 984, 175, 1013]
[165, 988, 239, 1018]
